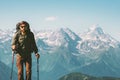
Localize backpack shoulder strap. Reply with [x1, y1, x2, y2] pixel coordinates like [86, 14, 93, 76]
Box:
[15, 31, 21, 43]
[12, 31, 20, 48]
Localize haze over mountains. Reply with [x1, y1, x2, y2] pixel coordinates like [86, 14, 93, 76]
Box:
[0, 25, 120, 80]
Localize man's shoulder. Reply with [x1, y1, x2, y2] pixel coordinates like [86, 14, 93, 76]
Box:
[13, 31, 20, 37]
[29, 31, 33, 34]
[28, 31, 34, 37]
[15, 30, 21, 34]
[29, 31, 34, 35]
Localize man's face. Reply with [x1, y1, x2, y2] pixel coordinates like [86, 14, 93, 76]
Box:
[20, 24, 26, 33]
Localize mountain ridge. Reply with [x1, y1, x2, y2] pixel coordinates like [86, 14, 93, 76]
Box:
[0, 25, 120, 80]
[59, 72, 120, 80]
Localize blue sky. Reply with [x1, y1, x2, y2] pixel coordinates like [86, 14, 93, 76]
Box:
[0, 0, 120, 41]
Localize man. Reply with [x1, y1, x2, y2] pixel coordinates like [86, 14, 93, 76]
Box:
[11, 21, 40, 80]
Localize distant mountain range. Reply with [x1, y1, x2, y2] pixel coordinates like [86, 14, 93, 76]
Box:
[0, 25, 120, 80]
[0, 61, 17, 80]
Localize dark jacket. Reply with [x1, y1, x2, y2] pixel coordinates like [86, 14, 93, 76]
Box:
[12, 31, 38, 54]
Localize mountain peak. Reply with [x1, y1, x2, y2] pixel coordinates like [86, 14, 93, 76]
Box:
[58, 28, 81, 41]
[80, 24, 105, 40]
[88, 24, 104, 35]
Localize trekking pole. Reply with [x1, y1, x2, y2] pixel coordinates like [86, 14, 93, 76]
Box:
[10, 51, 15, 80]
[37, 58, 39, 80]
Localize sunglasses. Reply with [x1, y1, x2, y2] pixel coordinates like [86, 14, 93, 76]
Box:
[20, 26, 26, 28]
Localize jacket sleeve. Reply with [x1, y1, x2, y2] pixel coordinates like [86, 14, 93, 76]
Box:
[31, 32, 38, 54]
[11, 32, 18, 46]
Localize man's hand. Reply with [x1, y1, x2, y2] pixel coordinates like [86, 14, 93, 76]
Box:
[11, 45, 16, 50]
[35, 53, 40, 59]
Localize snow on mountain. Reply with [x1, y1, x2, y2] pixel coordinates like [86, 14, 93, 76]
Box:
[35, 28, 81, 55]
[33, 26, 120, 79]
[35, 28, 80, 47]
[0, 29, 12, 43]
[0, 26, 120, 80]
[77, 25, 119, 54]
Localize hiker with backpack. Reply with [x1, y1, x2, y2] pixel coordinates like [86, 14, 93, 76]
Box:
[11, 21, 40, 80]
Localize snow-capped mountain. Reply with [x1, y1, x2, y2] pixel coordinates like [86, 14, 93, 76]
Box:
[0, 29, 12, 43]
[36, 28, 80, 46]
[0, 25, 120, 80]
[78, 25, 119, 54]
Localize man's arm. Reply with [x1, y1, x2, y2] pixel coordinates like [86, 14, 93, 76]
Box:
[11, 33, 18, 50]
[31, 32, 40, 59]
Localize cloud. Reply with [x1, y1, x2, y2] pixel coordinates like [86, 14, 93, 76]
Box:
[45, 16, 57, 21]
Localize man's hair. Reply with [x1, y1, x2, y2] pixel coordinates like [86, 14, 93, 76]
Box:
[16, 21, 31, 33]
